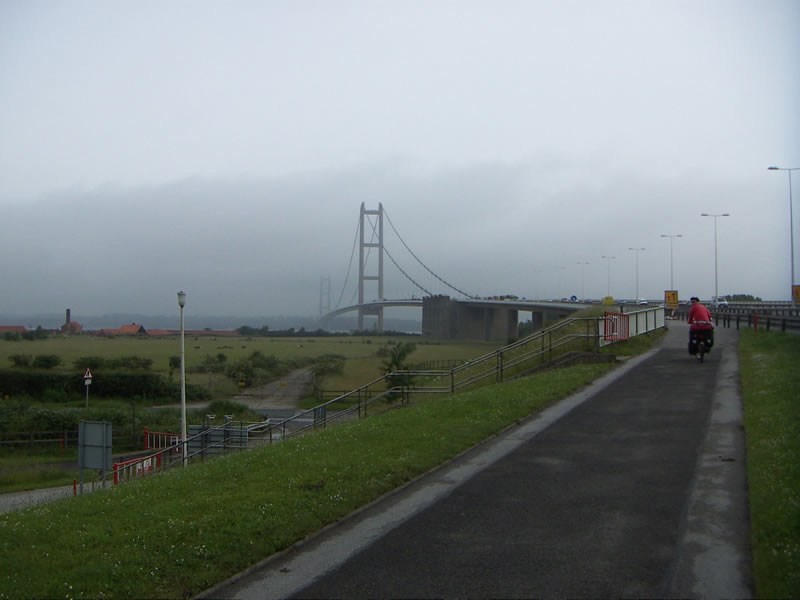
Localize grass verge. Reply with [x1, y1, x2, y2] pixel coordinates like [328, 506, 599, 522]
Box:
[0, 361, 616, 599]
[738, 328, 800, 598]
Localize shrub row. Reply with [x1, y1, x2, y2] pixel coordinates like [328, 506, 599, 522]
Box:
[0, 370, 210, 402]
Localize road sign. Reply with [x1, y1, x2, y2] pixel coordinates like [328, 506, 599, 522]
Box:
[664, 290, 679, 310]
[83, 368, 93, 408]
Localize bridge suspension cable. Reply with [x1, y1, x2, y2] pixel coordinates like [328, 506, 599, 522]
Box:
[383, 207, 478, 299]
[334, 215, 361, 310]
[383, 244, 433, 296]
[334, 204, 478, 312]
[359, 210, 432, 297]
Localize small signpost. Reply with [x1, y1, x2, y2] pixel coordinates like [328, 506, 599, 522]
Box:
[83, 368, 93, 408]
[78, 420, 112, 493]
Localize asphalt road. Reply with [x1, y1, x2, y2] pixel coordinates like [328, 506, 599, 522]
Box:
[205, 321, 752, 599]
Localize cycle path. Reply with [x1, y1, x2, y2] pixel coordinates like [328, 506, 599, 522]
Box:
[205, 321, 752, 599]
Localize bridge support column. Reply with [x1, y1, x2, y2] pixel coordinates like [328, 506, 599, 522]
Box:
[358, 203, 384, 331]
[422, 296, 517, 342]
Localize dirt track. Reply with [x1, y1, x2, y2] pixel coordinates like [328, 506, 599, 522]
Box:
[174, 367, 313, 416]
[229, 367, 313, 414]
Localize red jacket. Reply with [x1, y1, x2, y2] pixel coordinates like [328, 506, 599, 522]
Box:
[688, 302, 713, 329]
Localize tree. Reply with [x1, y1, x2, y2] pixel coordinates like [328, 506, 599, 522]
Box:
[310, 354, 345, 395]
[226, 358, 255, 387]
[22, 326, 48, 341]
[381, 342, 417, 402]
[168, 356, 181, 380]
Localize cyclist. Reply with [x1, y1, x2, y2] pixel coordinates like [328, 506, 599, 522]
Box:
[688, 296, 714, 356]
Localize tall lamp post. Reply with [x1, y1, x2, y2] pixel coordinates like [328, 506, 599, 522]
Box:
[660, 234, 682, 290]
[701, 213, 730, 307]
[768, 166, 799, 303]
[177, 291, 187, 468]
[601, 256, 616, 298]
[628, 247, 646, 301]
[577, 261, 590, 301]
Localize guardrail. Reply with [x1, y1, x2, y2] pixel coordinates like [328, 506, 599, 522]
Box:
[93, 307, 665, 488]
[675, 307, 800, 333]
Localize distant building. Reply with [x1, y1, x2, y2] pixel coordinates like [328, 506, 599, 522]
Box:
[145, 329, 172, 336]
[60, 308, 83, 335]
[98, 323, 147, 336]
[0, 325, 27, 334]
[118, 323, 148, 336]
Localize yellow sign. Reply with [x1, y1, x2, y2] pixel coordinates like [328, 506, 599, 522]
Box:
[793, 285, 800, 304]
[665, 290, 679, 309]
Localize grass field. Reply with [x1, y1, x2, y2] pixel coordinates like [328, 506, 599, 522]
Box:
[738, 328, 800, 598]
[0, 334, 499, 493]
[0, 454, 80, 495]
[0, 334, 497, 393]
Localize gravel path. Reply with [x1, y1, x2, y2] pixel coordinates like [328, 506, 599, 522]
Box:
[0, 484, 77, 514]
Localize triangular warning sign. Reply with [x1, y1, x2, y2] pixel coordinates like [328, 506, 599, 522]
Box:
[83, 368, 93, 379]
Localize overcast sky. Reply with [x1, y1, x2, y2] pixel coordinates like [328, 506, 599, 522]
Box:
[1, 1, 798, 323]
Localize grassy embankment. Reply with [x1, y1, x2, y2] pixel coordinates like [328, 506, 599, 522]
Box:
[738, 328, 800, 598]
[0, 324, 665, 598]
[0, 335, 495, 493]
[0, 307, 616, 494]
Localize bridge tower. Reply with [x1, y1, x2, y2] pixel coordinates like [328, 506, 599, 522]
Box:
[359, 202, 384, 331]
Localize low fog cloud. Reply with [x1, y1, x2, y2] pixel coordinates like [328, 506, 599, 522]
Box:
[0, 159, 792, 322]
[0, 1, 797, 323]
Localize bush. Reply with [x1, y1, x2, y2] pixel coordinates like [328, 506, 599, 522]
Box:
[41, 388, 78, 404]
[105, 356, 153, 370]
[0, 398, 32, 432]
[248, 351, 279, 372]
[0, 370, 208, 403]
[21, 327, 49, 340]
[73, 357, 106, 370]
[32, 355, 62, 369]
[9, 354, 32, 367]
[18, 406, 80, 431]
[205, 399, 259, 421]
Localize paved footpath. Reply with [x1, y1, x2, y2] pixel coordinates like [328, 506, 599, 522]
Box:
[204, 322, 753, 599]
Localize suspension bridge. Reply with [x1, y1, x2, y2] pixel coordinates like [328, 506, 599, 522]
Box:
[320, 203, 586, 341]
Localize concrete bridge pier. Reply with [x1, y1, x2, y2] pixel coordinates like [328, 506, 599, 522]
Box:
[422, 296, 518, 342]
[519, 310, 544, 332]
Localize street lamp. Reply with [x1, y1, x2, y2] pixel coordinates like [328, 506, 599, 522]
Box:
[628, 248, 646, 301]
[701, 214, 730, 307]
[577, 261, 590, 301]
[768, 166, 799, 303]
[660, 234, 683, 290]
[177, 291, 187, 468]
[601, 256, 616, 298]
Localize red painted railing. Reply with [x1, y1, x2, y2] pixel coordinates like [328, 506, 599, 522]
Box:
[603, 311, 630, 342]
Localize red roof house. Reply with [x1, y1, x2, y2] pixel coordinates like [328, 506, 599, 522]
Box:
[118, 323, 148, 336]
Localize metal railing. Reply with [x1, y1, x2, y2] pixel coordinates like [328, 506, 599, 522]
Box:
[675, 307, 800, 333]
[92, 306, 665, 488]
